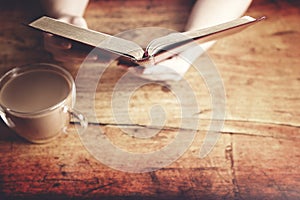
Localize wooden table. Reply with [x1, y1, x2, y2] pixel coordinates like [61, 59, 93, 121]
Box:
[0, 0, 299, 199]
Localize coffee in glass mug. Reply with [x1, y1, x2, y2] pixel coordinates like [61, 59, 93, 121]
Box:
[0, 63, 87, 143]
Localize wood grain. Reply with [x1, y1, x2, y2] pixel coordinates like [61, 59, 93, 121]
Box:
[0, 0, 299, 199]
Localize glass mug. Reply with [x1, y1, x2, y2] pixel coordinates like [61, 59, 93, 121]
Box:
[0, 63, 87, 143]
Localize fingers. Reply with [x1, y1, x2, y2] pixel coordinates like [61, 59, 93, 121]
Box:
[58, 16, 88, 29]
[46, 47, 98, 63]
[43, 33, 98, 63]
[43, 16, 93, 63]
[44, 33, 72, 50]
[53, 50, 98, 63]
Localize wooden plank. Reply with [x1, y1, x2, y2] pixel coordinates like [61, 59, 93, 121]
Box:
[0, 0, 299, 199]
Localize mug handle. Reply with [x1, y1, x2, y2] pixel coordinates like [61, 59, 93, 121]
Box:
[0, 109, 15, 128]
[64, 107, 88, 134]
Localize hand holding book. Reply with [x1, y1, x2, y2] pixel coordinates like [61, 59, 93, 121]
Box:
[42, 15, 98, 63]
[30, 15, 265, 81]
[37, 0, 259, 81]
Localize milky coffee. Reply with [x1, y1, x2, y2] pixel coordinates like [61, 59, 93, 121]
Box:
[0, 64, 81, 143]
[0, 70, 70, 113]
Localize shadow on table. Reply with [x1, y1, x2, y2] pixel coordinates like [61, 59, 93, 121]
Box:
[0, 119, 24, 143]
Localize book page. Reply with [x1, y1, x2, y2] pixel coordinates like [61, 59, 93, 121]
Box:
[146, 16, 265, 63]
[29, 16, 145, 60]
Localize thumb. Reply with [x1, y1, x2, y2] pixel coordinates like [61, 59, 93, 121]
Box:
[58, 16, 88, 29]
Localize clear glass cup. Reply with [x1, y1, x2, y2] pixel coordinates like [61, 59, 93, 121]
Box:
[0, 63, 87, 143]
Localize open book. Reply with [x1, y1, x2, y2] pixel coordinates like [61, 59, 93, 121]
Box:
[29, 16, 265, 65]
